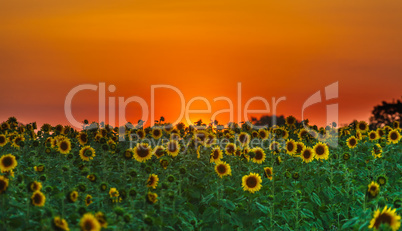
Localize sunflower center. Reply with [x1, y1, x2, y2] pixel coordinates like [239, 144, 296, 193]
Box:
[155, 148, 164, 157]
[124, 151, 132, 158]
[168, 143, 177, 153]
[315, 146, 324, 155]
[259, 131, 266, 138]
[0, 136, 5, 143]
[217, 165, 227, 174]
[239, 134, 248, 143]
[2, 157, 12, 167]
[84, 221, 95, 230]
[303, 150, 311, 159]
[370, 133, 376, 139]
[137, 146, 150, 157]
[359, 123, 366, 130]
[148, 177, 155, 185]
[153, 130, 160, 137]
[349, 139, 356, 146]
[369, 186, 377, 192]
[213, 150, 220, 159]
[255, 151, 263, 160]
[60, 142, 68, 151]
[227, 145, 235, 153]
[34, 193, 42, 204]
[287, 142, 294, 151]
[84, 149, 93, 157]
[373, 213, 393, 228]
[246, 177, 257, 188]
[80, 134, 88, 142]
[390, 132, 397, 140]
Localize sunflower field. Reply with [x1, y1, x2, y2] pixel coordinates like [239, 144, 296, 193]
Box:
[0, 116, 401, 231]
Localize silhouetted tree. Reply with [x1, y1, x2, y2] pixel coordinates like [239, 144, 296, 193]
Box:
[369, 98, 402, 129]
[251, 115, 287, 128]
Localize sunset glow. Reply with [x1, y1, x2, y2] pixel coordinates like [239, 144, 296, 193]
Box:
[1, 0, 401, 127]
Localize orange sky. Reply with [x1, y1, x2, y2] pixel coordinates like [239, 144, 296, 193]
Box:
[1, 0, 401, 128]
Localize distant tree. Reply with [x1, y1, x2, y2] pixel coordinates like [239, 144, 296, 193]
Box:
[251, 115, 286, 128]
[369, 98, 402, 129]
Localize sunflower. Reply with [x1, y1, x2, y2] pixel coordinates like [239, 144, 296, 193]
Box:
[77, 132, 89, 146]
[34, 164, 45, 172]
[298, 129, 309, 140]
[258, 129, 269, 140]
[123, 149, 133, 160]
[356, 131, 362, 140]
[300, 147, 315, 163]
[79, 146, 96, 161]
[58, 139, 72, 155]
[95, 212, 108, 228]
[367, 181, 380, 198]
[160, 158, 169, 169]
[387, 129, 401, 144]
[285, 139, 297, 156]
[133, 143, 153, 162]
[135, 129, 145, 139]
[109, 188, 119, 198]
[1, 122, 10, 130]
[346, 136, 358, 149]
[356, 121, 369, 133]
[313, 142, 329, 160]
[164, 123, 174, 133]
[85, 194, 93, 206]
[285, 116, 296, 128]
[11, 134, 25, 149]
[0, 175, 9, 194]
[146, 191, 158, 204]
[153, 146, 165, 158]
[0, 134, 7, 147]
[214, 161, 232, 178]
[80, 213, 101, 231]
[377, 128, 385, 137]
[343, 153, 351, 161]
[29, 181, 42, 192]
[67, 191, 79, 203]
[238, 132, 250, 146]
[368, 206, 401, 231]
[204, 134, 217, 147]
[377, 175, 387, 186]
[146, 174, 159, 189]
[225, 143, 236, 155]
[242, 173, 262, 193]
[264, 167, 273, 180]
[166, 140, 180, 157]
[53, 216, 70, 231]
[151, 127, 163, 139]
[210, 147, 223, 163]
[295, 142, 305, 155]
[194, 131, 207, 145]
[269, 141, 280, 154]
[87, 174, 97, 182]
[368, 131, 379, 141]
[393, 121, 400, 129]
[0, 154, 18, 172]
[31, 191, 46, 207]
[251, 147, 266, 164]
[372, 144, 382, 158]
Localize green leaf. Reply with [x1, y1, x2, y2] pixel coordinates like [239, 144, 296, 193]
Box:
[311, 192, 322, 207]
[341, 217, 360, 230]
[220, 199, 236, 211]
[255, 202, 268, 215]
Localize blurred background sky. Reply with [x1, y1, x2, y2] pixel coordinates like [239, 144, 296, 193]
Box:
[1, 0, 401, 128]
